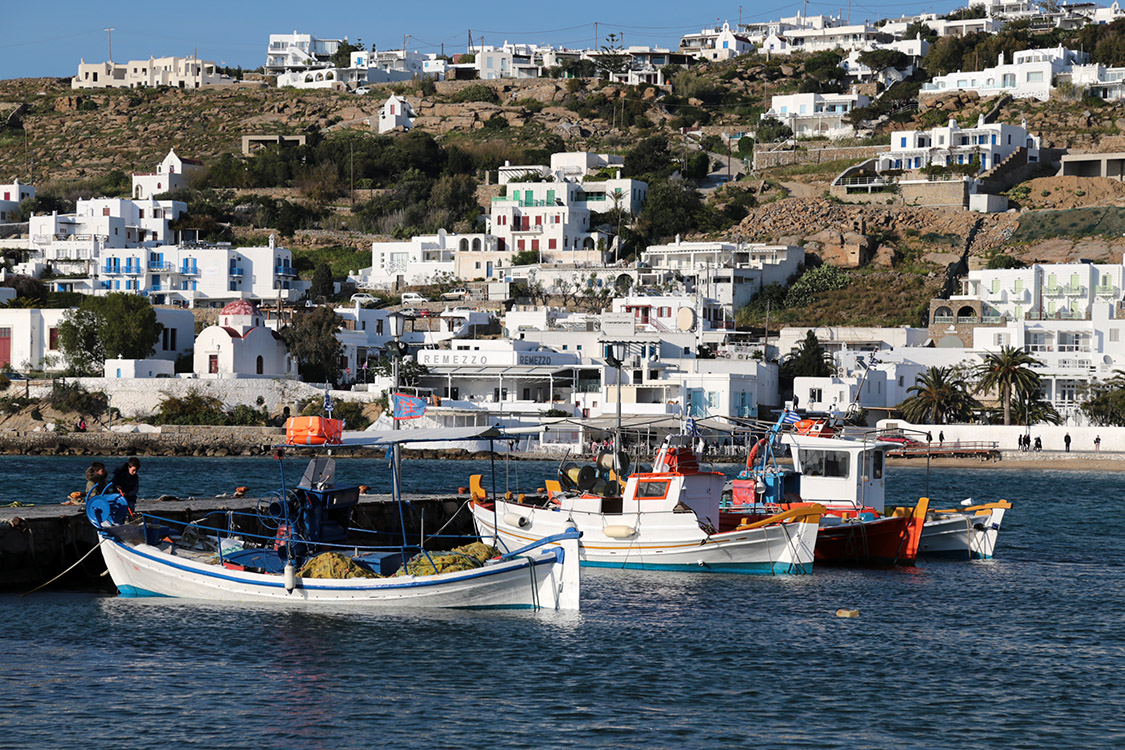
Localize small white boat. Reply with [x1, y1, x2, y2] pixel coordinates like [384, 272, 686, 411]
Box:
[88, 426, 581, 610]
[919, 500, 1012, 560]
[471, 437, 824, 575]
[94, 528, 578, 608]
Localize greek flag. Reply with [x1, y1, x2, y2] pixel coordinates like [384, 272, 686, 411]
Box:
[323, 387, 333, 417]
[392, 393, 427, 420]
[781, 410, 800, 425]
[686, 418, 701, 437]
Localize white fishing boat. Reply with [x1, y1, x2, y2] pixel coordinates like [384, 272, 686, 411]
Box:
[87, 426, 581, 610]
[471, 437, 824, 575]
[918, 500, 1012, 560]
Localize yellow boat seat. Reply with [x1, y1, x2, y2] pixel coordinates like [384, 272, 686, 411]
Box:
[469, 474, 488, 501]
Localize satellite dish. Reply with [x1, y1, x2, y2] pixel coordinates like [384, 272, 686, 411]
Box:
[676, 307, 697, 332]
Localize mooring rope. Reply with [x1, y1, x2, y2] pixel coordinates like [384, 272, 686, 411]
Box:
[22, 538, 105, 597]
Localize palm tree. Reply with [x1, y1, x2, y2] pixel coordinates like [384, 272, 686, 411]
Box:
[975, 346, 1042, 425]
[1012, 388, 1062, 426]
[898, 366, 980, 424]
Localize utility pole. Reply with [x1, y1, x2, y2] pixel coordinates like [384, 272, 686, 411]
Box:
[594, 22, 598, 50]
[104, 27, 115, 62]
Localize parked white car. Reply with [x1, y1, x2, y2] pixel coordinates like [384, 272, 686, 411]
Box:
[441, 288, 469, 301]
[400, 292, 430, 304]
[351, 293, 378, 304]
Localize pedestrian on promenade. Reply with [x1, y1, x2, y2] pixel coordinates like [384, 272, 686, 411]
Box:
[939, 430, 945, 446]
[1095, 435, 1101, 452]
[1064, 433, 1072, 453]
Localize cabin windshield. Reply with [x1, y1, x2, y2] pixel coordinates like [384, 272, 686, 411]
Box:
[636, 479, 671, 499]
[871, 450, 883, 479]
[800, 449, 850, 478]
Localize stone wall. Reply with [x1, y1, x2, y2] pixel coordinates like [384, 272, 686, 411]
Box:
[72, 377, 381, 419]
[753, 144, 884, 171]
[899, 179, 970, 208]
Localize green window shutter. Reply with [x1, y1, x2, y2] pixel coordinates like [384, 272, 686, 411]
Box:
[546, 189, 555, 204]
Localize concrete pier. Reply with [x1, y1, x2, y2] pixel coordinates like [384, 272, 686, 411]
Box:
[0, 493, 475, 593]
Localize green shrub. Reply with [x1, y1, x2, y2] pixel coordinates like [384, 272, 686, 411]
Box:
[451, 84, 499, 104]
[47, 381, 108, 416]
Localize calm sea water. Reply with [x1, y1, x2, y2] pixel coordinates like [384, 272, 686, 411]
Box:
[1, 457, 1123, 748]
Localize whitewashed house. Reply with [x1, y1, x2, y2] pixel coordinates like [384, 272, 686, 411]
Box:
[131, 149, 204, 199]
[73, 56, 233, 90]
[29, 197, 187, 278]
[378, 95, 415, 133]
[0, 306, 192, 372]
[265, 32, 341, 74]
[0, 180, 34, 223]
[876, 117, 1039, 173]
[643, 239, 804, 311]
[921, 47, 1089, 101]
[678, 22, 754, 61]
[764, 91, 871, 139]
[194, 300, 293, 378]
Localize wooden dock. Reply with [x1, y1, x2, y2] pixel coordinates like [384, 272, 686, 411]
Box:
[0, 493, 475, 593]
[886, 442, 1002, 462]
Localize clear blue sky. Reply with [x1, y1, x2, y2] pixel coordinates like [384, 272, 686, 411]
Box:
[3, 0, 961, 79]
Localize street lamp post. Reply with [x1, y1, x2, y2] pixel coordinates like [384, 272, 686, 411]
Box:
[387, 312, 405, 494]
[606, 342, 628, 478]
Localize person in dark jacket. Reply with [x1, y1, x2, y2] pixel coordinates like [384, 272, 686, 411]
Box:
[112, 457, 141, 509]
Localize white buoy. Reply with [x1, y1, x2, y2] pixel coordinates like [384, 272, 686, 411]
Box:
[603, 525, 637, 538]
[961, 498, 973, 506]
[284, 563, 297, 593]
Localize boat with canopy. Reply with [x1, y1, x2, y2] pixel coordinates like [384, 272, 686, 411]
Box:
[86, 425, 581, 610]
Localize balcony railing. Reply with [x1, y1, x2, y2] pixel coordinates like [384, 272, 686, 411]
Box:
[275, 266, 296, 277]
[982, 314, 1004, 324]
[147, 261, 172, 271]
[955, 315, 977, 323]
[123, 266, 143, 276]
[102, 267, 121, 276]
[1096, 285, 1119, 296]
[511, 225, 543, 235]
[931, 315, 953, 324]
[1043, 285, 1063, 297]
[180, 266, 200, 276]
[1064, 284, 1086, 296]
[230, 268, 244, 278]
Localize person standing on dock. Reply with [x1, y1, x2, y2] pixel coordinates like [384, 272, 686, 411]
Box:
[112, 457, 141, 510]
[1064, 433, 1071, 453]
[1095, 435, 1101, 452]
[84, 462, 108, 496]
[939, 431, 945, 446]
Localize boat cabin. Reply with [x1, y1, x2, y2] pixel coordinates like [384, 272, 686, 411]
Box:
[782, 433, 887, 512]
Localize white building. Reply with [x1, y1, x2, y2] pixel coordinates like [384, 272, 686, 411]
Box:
[73, 56, 233, 90]
[0, 180, 34, 223]
[876, 117, 1039, 173]
[643, 238, 803, 311]
[265, 31, 341, 73]
[840, 39, 929, 85]
[194, 300, 294, 378]
[29, 197, 187, 277]
[0, 306, 193, 372]
[921, 47, 1090, 101]
[131, 149, 204, 199]
[490, 159, 647, 263]
[760, 22, 888, 56]
[356, 230, 497, 288]
[764, 91, 871, 140]
[378, 95, 415, 133]
[678, 22, 754, 61]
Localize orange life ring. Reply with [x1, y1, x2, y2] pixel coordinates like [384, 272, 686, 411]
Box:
[746, 438, 767, 469]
